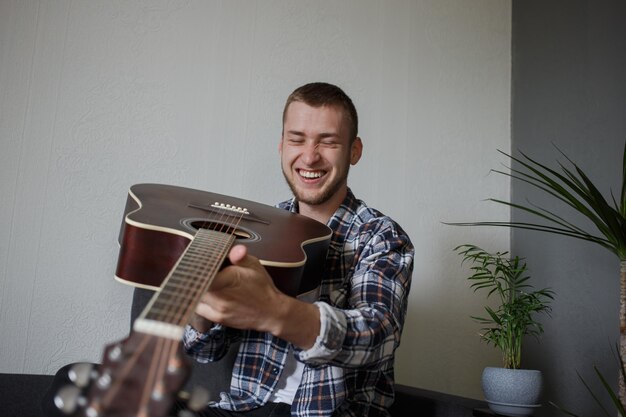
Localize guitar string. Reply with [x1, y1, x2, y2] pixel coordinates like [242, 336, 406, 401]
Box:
[98, 333, 154, 413]
[159, 205, 245, 403]
[96, 204, 246, 415]
[167, 205, 244, 327]
[140, 335, 168, 417]
[139, 203, 246, 411]
[143, 205, 241, 327]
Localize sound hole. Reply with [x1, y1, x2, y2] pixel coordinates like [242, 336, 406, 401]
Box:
[185, 219, 259, 242]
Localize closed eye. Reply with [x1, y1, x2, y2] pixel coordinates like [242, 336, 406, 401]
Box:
[320, 139, 340, 148]
[286, 136, 305, 145]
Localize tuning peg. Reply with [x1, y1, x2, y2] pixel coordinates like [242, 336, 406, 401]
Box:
[54, 385, 82, 414]
[186, 386, 210, 412]
[68, 362, 95, 388]
[96, 371, 112, 389]
[107, 344, 123, 361]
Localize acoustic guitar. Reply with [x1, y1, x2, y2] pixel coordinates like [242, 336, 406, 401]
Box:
[56, 183, 331, 417]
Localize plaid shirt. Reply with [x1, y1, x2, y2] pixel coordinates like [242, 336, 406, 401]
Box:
[183, 189, 414, 416]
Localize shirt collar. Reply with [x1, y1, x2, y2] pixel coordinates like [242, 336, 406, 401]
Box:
[286, 188, 359, 225]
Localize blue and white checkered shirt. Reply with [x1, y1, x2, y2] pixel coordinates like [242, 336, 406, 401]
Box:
[183, 189, 414, 416]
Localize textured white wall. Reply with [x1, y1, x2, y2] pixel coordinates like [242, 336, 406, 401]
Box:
[0, 0, 510, 400]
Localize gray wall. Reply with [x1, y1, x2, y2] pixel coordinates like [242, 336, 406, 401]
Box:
[512, 1, 626, 415]
[0, 0, 511, 401]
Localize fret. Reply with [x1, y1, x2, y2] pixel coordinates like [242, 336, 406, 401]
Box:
[136, 228, 237, 331]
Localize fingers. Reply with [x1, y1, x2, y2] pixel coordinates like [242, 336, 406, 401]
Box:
[208, 269, 236, 292]
[228, 244, 248, 264]
[228, 244, 261, 270]
[195, 244, 281, 331]
[207, 245, 250, 292]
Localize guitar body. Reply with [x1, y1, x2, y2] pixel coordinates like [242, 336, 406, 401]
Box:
[115, 183, 332, 296]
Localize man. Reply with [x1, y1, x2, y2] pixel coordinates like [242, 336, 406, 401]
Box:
[184, 82, 414, 417]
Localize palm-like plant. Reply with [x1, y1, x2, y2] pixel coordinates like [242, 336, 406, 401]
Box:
[456, 244, 554, 369]
[551, 344, 626, 416]
[445, 141, 626, 403]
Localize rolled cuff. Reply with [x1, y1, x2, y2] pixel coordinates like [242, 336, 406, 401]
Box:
[298, 301, 346, 363]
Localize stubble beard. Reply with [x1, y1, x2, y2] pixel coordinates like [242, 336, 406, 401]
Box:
[282, 162, 350, 206]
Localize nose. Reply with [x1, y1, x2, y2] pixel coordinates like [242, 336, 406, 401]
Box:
[301, 142, 321, 165]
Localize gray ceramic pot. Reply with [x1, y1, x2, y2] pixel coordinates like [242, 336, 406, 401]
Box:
[481, 367, 543, 416]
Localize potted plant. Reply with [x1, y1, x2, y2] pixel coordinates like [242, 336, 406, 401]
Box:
[455, 244, 555, 417]
[446, 142, 626, 404]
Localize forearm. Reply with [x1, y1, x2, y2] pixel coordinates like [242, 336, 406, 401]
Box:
[266, 293, 321, 350]
[189, 312, 214, 333]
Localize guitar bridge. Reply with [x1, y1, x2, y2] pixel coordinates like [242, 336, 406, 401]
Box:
[187, 203, 270, 225]
[211, 202, 249, 214]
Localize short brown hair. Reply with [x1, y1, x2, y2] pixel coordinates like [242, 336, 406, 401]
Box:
[282, 82, 358, 141]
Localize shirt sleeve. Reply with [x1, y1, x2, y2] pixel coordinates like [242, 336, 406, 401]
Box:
[297, 217, 414, 367]
[298, 301, 346, 362]
[182, 323, 231, 363]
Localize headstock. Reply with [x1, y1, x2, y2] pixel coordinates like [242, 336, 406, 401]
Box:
[55, 332, 192, 417]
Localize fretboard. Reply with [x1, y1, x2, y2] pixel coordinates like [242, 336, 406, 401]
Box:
[133, 228, 235, 339]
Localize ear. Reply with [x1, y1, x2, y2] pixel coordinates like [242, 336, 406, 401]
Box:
[350, 137, 363, 165]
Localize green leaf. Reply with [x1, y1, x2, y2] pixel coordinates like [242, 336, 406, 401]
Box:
[594, 366, 626, 415]
[454, 244, 553, 369]
[549, 401, 583, 417]
[445, 143, 626, 260]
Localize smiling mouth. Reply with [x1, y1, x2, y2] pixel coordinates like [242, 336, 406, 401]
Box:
[298, 169, 325, 179]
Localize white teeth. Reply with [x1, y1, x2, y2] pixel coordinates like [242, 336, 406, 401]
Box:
[299, 170, 323, 179]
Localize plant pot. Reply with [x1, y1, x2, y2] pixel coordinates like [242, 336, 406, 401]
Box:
[481, 367, 543, 416]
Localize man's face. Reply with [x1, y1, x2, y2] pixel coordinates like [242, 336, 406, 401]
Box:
[279, 101, 361, 207]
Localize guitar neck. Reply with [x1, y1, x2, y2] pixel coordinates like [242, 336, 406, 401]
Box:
[133, 228, 235, 339]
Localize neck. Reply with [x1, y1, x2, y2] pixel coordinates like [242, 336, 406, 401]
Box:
[298, 187, 347, 225]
